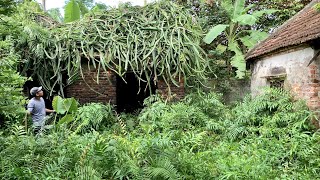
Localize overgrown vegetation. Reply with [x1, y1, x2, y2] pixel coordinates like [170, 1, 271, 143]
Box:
[0, 39, 26, 126]
[1, 89, 319, 179]
[1, 0, 319, 179]
[203, 0, 276, 78]
[14, 1, 207, 96]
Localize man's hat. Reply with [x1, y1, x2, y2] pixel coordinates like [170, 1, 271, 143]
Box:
[30, 86, 42, 96]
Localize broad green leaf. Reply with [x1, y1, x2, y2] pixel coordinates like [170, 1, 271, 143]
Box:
[249, 31, 268, 42]
[221, 0, 233, 17]
[240, 36, 256, 49]
[233, 0, 246, 19]
[52, 96, 66, 114]
[228, 41, 246, 78]
[203, 25, 229, 44]
[228, 40, 242, 55]
[252, 9, 278, 19]
[64, 0, 81, 23]
[57, 114, 74, 126]
[78, 1, 89, 16]
[234, 14, 257, 26]
[244, 4, 256, 13]
[241, 30, 268, 49]
[216, 44, 227, 54]
[231, 53, 246, 79]
[64, 97, 78, 113]
[235, 69, 246, 79]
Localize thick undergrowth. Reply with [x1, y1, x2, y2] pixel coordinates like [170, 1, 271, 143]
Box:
[1, 88, 320, 179]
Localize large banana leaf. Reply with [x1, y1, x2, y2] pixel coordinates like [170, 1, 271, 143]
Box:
[216, 44, 227, 55]
[64, 0, 81, 23]
[232, 0, 245, 19]
[240, 31, 268, 49]
[203, 25, 229, 44]
[228, 41, 246, 78]
[221, 0, 233, 17]
[231, 53, 246, 79]
[77, 1, 89, 16]
[234, 14, 257, 26]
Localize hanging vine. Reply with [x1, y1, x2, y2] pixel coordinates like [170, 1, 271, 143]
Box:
[19, 0, 208, 97]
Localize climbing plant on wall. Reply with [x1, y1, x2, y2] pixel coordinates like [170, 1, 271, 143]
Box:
[18, 0, 208, 97]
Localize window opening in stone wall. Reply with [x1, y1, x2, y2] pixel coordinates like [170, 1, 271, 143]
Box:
[268, 78, 285, 89]
[116, 72, 157, 113]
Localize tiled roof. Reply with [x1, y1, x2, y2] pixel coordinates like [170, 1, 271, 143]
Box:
[246, 0, 320, 61]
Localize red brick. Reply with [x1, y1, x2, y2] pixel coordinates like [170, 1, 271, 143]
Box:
[66, 66, 185, 104]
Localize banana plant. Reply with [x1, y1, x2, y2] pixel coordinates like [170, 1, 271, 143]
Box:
[64, 0, 81, 23]
[63, 0, 107, 23]
[204, 0, 277, 78]
[52, 96, 78, 125]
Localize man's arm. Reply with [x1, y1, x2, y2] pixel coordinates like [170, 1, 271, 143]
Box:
[46, 109, 55, 113]
[26, 101, 33, 115]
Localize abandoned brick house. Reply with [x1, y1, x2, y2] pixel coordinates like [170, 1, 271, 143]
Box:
[23, 3, 205, 114]
[246, 0, 320, 110]
[66, 70, 184, 112]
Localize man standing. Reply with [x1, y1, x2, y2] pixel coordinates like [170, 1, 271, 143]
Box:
[26, 86, 55, 134]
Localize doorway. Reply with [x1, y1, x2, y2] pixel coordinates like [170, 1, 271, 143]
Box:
[116, 72, 156, 113]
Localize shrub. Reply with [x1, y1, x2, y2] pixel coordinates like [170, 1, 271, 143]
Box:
[0, 40, 26, 127]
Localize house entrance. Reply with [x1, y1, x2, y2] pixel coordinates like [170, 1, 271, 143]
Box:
[116, 72, 156, 113]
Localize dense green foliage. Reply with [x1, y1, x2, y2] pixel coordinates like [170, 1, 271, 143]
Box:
[0, 0, 22, 16]
[64, 0, 81, 23]
[1, 1, 319, 179]
[175, 0, 311, 82]
[1, 89, 319, 179]
[203, 0, 276, 78]
[0, 40, 26, 126]
[314, 3, 320, 11]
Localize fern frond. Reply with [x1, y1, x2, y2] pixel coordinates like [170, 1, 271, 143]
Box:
[146, 158, 181, 180]
[11, 125, 27, 137]
[75, 164, 101, 180]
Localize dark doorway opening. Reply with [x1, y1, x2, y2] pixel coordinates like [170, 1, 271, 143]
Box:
[116, 72, 157, 113]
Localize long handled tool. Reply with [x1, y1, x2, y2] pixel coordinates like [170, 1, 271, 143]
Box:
[24, 112, 28, 132]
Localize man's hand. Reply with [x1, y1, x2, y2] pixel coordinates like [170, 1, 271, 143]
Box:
[26, 110, 31, 115]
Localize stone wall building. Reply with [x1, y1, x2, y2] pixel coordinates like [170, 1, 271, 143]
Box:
[246, 0, 320, 110]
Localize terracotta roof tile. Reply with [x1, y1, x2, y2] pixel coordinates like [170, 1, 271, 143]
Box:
[246, 0, 320, 61]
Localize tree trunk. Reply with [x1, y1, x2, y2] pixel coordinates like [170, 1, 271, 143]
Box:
[42, 0, 46, 11]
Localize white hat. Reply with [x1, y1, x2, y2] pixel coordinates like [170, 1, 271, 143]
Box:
[30, 86, 42, 96]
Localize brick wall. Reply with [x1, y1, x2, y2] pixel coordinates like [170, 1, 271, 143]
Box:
[66, 68, 117, 104]
[66, 66, 185, 105]
[291, 63, 320, 110]
[157, 78, 185, 101]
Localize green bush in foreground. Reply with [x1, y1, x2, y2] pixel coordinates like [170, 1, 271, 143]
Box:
[0, 40, 26, 127]
[1, 88, 320, 179]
